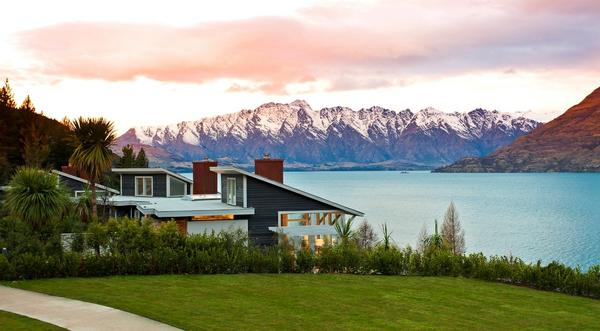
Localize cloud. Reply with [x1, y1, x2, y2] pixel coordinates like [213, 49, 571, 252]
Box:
[15, 0, 600, 94]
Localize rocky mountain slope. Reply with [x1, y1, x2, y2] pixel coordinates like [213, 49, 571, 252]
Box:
[114, 100, 541, 170]
[437, 87, 600, 172]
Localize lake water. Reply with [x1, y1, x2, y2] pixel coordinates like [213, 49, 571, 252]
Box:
[184, 171, 600, 269]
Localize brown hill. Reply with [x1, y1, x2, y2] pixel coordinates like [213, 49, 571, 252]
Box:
[437, 87, 600, 172]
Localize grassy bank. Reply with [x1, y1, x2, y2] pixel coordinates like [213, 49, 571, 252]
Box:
[5, 274, 600, 330]
[0, 310, 65, 331]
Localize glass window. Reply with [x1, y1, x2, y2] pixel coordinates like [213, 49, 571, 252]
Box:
[226, 178, 236, 205]
[169, 176, 186, 197]
[135, 176, 153, 196]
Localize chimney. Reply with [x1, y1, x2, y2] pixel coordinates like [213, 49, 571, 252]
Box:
[192, 159, 218, 195]
[255, 153, 284, 183]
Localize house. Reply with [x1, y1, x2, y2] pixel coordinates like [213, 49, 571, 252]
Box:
[109, 156, 364, 248]
[53, 169, 120, 198]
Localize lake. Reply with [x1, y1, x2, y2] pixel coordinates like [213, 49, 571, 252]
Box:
[184, 171, 600, 269]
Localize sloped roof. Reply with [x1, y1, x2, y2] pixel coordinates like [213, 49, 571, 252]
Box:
[210, 166, 364, 216]
[52, 170, 120, 194]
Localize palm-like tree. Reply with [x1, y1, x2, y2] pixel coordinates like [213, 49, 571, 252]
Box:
[69, 117, 116, 217]
[334, 217, 355, 244]
[5, 167, 68, 232]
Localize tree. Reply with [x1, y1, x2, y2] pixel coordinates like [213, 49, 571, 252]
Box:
[380, 223, 394, 251]
[69, 117, 116, 217]
[416, 223, 429, 253]
[21, 120, 50, 168]
[19, 95, 35, 112]
[441, 202, 466, 255]
[118, 145, 135, 168]
[135, 147, 149, 167]
[0, 78, 17, 109]
[424, 219, 444, 252]
[5, 167, 68, 232]
[355, 219, 378, 250]
[334, 217, 355, 244]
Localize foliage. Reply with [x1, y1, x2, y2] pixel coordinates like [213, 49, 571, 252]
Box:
[116, 145, 149, 168]
[334, 216, 354, 243]
[4, 168, 68, 232]
[0, 79, 74, 184]
[1, 215, 600, 300]
[441, 202, 465, 254]
[355, 219, 378, 250]
[70, 117, 116, 217]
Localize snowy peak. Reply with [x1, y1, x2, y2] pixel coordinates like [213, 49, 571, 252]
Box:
[121, 100, 542, 168]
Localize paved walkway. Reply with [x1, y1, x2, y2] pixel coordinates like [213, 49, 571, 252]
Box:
[0, 286, 181, 331]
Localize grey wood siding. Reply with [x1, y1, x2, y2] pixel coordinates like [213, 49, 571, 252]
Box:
[120, 174, 167, 197]
[221, 174, 244, 207]
[245, 176, 340, 245]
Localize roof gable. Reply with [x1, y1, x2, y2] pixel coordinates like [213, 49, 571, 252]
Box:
[211, 166, 364, 216]
[111, 168, 192, 184]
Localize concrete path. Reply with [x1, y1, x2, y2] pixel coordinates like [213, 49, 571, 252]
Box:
[0, 286, 181, 331]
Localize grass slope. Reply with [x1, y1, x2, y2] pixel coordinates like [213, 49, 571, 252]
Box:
[0, 310, 65, 331]
[6, 275, 600, 330]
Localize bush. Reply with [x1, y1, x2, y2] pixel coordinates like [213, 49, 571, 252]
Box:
[1, 215, 600, 300]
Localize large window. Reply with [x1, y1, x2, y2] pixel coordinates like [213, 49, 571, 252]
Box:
[226, 178, 236, 205]
[135, 176, 153, 196]
[169, 176, 186, 197]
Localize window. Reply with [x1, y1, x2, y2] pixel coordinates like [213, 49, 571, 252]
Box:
[226, 178, 236, 205]
[135, 176, 153, 196]
[169, 176, 186, 197]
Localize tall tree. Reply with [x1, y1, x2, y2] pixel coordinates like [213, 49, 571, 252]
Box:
[441, 202, 466, 255]
[118, 145, 135, 168]
[5, 167, 68, 232]
[355, 219, 378, 250]
[135, 147, 149, 167]
[21, 120, 50, 168]
[70, 117, 116, 217]
[19, 95, 36, 112]
[0, 78, 17, 109]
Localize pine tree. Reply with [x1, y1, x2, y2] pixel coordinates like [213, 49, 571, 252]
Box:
[0, 78, 17, 109]
[441, 202, 466, 255]
[118, 145, 135, 168]
[134, 147, 149, 167]
[20, 95, 36, 112]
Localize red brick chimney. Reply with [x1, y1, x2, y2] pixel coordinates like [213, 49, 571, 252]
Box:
[255, 153, 284, 183]
[192, 159, 218, 194]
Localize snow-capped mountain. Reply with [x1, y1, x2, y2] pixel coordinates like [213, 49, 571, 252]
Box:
[114, 100, 542, 170]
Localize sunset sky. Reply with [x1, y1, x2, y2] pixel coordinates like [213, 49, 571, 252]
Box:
[2, 0, 599, 133]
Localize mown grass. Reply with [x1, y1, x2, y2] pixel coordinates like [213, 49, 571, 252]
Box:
[5, 274, 600, 330]
[0, 310, 65, 331]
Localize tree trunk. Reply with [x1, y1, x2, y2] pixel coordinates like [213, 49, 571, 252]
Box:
[91, 178, 97, 218]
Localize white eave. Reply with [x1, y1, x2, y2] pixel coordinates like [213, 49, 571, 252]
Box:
[111, 168, 193, 184]
[210, 166, 364, 217]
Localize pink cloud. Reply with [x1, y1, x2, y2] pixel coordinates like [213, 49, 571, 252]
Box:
[16, 0, 600, 94]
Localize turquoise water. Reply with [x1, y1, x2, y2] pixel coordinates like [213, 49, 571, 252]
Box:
[185, 171, 600, 269]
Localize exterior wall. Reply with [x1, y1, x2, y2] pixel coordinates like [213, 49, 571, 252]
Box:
[187, 219, 248, 235]
[220, 174, 244, 207]
[245, 176, 340, 245]
[121, 174, 167, 197]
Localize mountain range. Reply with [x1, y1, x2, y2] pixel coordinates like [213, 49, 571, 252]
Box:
[437, 87, 600, 172]
[114, 100, 541, 170]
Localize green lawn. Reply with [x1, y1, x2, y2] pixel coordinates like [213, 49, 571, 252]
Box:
[5, 274, 600, 330]
[0, 310, 65, 331]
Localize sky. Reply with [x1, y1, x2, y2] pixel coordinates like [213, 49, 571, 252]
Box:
[1, 0, 599, 134]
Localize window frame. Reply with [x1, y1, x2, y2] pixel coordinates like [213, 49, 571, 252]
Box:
[226, 177, 237, 205]
[135, 176, 153, 197]
[168, 175, 187, 197]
